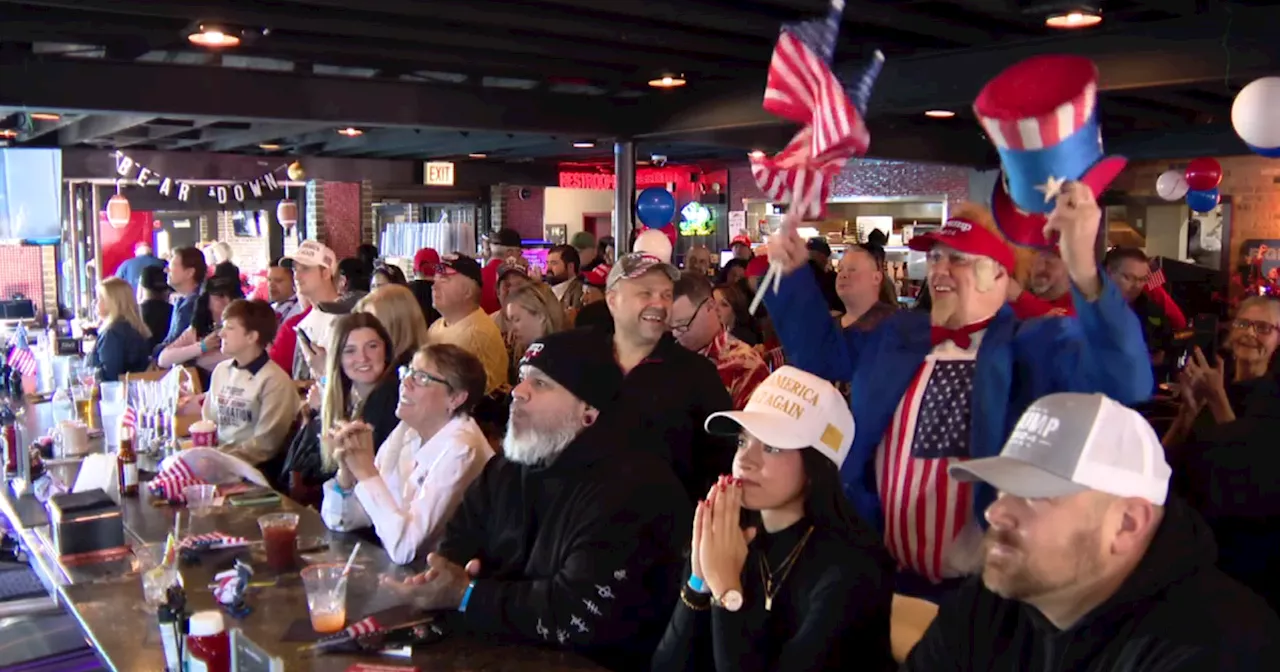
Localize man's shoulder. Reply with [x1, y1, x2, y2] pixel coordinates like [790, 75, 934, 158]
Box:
[1152, 566, 1280, 646]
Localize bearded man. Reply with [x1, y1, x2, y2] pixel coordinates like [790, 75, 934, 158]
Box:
[764, 183, 1152, 601]
[393, 329, 688, 672]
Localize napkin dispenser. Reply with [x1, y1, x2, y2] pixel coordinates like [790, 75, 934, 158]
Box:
[47, 489, 125, 557]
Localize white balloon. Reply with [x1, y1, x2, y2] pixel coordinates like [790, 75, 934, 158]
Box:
[1155, 170, 1189, 201]
[1232, 77, 1280, 151]
[634, 228, 673, 264]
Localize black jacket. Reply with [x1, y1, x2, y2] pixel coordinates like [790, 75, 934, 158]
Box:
[652, 519, 895, 672]
[587, 324, 735, 501]
[436, 424, 690, 672]
[140, 299, 172, 351]
[904, 497, 1280, 671]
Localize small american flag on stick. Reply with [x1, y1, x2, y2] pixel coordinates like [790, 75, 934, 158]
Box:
[6, 324, 36, 377]
[750, 0, 883, 220]
[1145, 260, 1167, 291]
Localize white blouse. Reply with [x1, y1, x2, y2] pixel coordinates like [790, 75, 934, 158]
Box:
[321, 416, 493, 565]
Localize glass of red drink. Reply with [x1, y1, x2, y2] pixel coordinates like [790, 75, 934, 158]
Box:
[257, 512, 300, 572]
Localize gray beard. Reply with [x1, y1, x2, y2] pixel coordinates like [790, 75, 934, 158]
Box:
[502, 412, 581, 466]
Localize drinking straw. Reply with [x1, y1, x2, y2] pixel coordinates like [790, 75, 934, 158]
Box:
[336, 542, 361, 591]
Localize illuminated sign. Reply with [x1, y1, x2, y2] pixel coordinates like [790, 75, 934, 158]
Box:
[679, 201, 714, 236]
[558, 168, 695, 190]
[425, 162, 456, 186]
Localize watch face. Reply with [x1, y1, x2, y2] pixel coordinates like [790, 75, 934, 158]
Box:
[720, 590, 743, 612]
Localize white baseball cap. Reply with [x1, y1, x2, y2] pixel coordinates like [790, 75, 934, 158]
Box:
[286, 240, 337, 273]
[950, 392, 1171, 505]
[705, 366, 854, 468]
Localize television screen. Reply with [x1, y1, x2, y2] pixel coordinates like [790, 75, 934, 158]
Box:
[0, 148, 62, 243]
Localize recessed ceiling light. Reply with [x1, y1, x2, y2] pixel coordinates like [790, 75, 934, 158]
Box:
[258, 143, 281, 150]
[573, 141, 595, 149]
[648, 74, 687, 89]
[187, 22, 242, 48]
[925, 110, 956, 118]
[29, 112, 61, 121]
[468, 153, 487, 159]
[337, 127, 363, 137]
[1045, 9, 1102, 29]
[748, 150, 766, 159]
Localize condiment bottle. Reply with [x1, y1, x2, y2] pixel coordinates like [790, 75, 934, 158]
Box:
[184, 610, 230, 672]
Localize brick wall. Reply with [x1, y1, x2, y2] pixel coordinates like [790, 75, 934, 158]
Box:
[729, 159, 971, 207]
[322, 182, 362, 260]
[0, 245, 49, 315]
[492, 185, 546, 239]
[1111, 154, 1280, 270]
[360, 179, 375, 245]
[306, 179, 323, 244]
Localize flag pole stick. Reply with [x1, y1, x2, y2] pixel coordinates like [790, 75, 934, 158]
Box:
[749, 197, 806, 316]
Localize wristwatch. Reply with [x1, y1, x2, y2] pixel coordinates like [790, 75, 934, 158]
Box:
[712, 589, 743, 612]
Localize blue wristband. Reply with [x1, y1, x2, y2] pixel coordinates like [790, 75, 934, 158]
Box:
[459, 580, 476, 612]
[687, 574, 708, 593]
[329, 480, 353, 498]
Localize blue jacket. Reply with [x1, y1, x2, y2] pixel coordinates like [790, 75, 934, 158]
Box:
[90, 320, 153, 382]
[764, 266, 1153, 532]
[114, 254, 165, 289]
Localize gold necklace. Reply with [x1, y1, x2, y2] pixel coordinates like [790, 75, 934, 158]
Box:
[757, 525, 814, 611]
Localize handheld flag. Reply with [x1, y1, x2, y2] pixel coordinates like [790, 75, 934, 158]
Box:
[7, 324, 36, 377]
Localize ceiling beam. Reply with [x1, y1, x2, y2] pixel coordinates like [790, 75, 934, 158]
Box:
[636, 4, 1280, 138]
[0, 58, 637, 136]
[58, 113, 156, 144]
[748, 0, 993, 45]
[1108, 124, 1249, 162]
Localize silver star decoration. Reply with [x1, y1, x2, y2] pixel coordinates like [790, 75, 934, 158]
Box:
[1035, 175, 1066, 203]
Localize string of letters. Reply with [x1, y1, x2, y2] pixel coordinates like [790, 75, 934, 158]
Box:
[111, 150, 286, 205]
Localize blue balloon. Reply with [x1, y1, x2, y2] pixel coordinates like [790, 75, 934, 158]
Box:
[635, 187, 676, 228]
[1186, 187, 1220, 214]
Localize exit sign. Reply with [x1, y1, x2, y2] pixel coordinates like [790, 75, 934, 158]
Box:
[424, 162, 455, 186]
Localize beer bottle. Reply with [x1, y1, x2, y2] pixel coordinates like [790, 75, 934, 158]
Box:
[117, 428, 139, 496]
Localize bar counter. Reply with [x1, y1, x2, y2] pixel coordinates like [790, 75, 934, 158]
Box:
[1, 405, 605, 671]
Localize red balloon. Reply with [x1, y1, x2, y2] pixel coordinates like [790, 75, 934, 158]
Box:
[1184, 158, 1223, 192]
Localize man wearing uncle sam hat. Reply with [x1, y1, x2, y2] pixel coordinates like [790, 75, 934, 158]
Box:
[763, 58, 1151, 602]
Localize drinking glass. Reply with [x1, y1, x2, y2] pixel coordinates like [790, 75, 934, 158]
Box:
[258, 513, 300, 572]
[301, 564, 348, 634]
[70, 384, 96, 428]
[134, 542, 179, 609]
[183, 484, 218, 518]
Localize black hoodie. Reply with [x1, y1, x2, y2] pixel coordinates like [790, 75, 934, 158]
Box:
[434, 422, 691, 672]
[904, 498, 1280, 671]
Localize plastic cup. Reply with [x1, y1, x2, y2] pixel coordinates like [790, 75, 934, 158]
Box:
[258, 513, 300, 572]
[301, 563, 348, 634]
[189, 420, 218, 448]
[183, 484, 218, 517]
[100, 381, 125, 406]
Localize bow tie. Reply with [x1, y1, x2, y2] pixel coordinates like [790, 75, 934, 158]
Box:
[930, 318, 993, 350]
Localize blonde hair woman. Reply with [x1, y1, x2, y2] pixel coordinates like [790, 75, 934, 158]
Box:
[502, 283, 568, 384]
[356, 285, 430, 368]
[89, 277, 153, 381]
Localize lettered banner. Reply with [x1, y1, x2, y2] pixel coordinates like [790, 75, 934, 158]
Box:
[111, 150, 286, 204]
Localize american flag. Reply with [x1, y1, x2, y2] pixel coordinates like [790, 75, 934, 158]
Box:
[120, 406, 137, 430]
[751, 0, 884, 219]
[148, 458, 205, 502]
[1145, 261, 1166, 291]
[6, 324, 36, 377]
[181, 531, 250, 550]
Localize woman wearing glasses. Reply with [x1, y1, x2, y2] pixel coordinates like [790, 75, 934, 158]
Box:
[1164, 296, 1280, 448]
[321, 343, 493, 565]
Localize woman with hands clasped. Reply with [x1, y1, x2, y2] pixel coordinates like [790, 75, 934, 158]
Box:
[320, 343, 494, 565]
[1164, 296, 1280, 448]
[652, 366, 895, 672]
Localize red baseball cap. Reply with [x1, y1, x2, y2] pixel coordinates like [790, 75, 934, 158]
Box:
[414, 248, 441, 277]
[731, 235, 753, 248]
[582, 263, 611, 289]
[908, 217, 1016, 273]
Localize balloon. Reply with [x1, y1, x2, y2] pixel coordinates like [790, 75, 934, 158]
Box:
[634, 227, 674, 264]
[286, 161, 306, 181]
[1232, 77, 1280, 156]
[1184, 158, 1222, 192]
[1155, 170, 1189, 201]
[1186, 188, 1220, 214]
[635, 187, 676, 228]
[105, 193, 131, 229]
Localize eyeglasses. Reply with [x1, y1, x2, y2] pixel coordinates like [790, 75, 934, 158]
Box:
[926, 248, 977, 267]
[398, 366, 451, 389]
[670, 296, 710, 334]
[1231, 319, 1280, 336]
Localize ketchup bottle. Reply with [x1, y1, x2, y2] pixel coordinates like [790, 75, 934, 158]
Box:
[184, 610, 230, 672]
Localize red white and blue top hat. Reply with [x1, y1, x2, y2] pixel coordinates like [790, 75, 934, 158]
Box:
[975, 55, 1127, 247]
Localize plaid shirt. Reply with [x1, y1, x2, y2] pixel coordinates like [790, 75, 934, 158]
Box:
[700, 329, 770, 410]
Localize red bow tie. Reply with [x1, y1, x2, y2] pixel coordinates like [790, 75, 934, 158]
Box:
[930, 319, 993, 350]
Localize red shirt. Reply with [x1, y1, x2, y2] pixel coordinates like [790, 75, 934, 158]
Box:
[269, 306, 311, 374]
[1010, 285, 1186, 330]
[698, 329, 770, 410]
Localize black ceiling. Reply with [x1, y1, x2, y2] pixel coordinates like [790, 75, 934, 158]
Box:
[0, 0, 1275, 167]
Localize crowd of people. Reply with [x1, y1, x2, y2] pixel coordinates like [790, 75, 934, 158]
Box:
[83, 181, 1280, 670]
